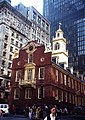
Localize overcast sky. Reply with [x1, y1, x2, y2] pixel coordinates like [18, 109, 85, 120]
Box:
[11, 0, 43, 15]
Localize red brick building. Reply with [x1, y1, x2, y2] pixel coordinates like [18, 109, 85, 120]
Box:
[9, 41, 85, 111]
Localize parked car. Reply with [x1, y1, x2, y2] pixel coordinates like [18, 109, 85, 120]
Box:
[0, 104, 9, 115]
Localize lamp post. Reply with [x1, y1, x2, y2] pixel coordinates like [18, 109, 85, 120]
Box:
[40, 85, 43, 119]
[41, 85, 43, 107]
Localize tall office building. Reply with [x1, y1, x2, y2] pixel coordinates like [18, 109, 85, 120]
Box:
[0, 0, 11, 4]
[0, 1, 31, 102]
[43, 0, 85, 79]
[15, 3, 51, 51]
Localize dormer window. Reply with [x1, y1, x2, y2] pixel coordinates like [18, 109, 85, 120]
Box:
[55, 42, 60, 50]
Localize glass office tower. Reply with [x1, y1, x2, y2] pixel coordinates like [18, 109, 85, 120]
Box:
[0, 0, 11, 3]
[43, 0, 85, 79]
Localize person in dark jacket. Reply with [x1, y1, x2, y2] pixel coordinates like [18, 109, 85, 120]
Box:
[44, 105, 59, 120]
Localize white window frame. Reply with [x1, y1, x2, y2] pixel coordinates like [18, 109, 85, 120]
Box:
[38, 87, 45, 99]
[15, 70, 22, 82]
[14, 88, 20, 100]
[56, 70, 58, 81]
[27, 68, 32, 81]
[39, 67, 45, 79]
[25, 88, 31, 99]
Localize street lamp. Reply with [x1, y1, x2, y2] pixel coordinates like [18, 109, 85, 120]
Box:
[41, 85, 43, 107]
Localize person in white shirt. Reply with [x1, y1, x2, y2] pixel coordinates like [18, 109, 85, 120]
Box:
[44, 105, 59, 120]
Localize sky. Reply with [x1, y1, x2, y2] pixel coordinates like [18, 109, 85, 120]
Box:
[11, 0, 43, 15]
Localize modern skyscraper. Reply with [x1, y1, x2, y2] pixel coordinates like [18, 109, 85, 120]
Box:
[15, 3, 51, 51]
[43, 0, 85, 79]
[0, 0, 11, 4]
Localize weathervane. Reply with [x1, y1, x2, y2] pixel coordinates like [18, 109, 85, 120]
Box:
[59, 22, 62, 29]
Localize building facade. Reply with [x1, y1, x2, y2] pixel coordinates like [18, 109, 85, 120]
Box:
[43, 0, 85, 79]
[0, 1, 32, 103]
[15, 4, 51, 51]
[9, 40, 85, 112]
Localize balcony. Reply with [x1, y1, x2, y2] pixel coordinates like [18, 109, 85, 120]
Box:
[19, 79, 36, 88]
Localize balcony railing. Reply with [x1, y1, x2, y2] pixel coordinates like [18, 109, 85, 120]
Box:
[19, 79, 36, 88]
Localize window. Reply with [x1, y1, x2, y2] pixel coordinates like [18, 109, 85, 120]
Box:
[71, 79, 74, 89]
[11, 32, 15, 37]
[9, 54, 12, 60]
[25, 88, 31, 99]
[60, 72, 63, 84]
[27, 69, 32, 80]
[55, 42, 60, 50]
[33, 11, 37, 21]
[14, 88, 20, 99]
[38, 16, 41, 24]
[64, 92, 68, 102]
[3, 52, 6, 57]
[68, 77, 71, 87]
[42, 20, 45, 28]
[39, 67, 45, 79]
[38, 87, 44, 99]
[46, 23, 49, 30]
[2, 60, 5, 66]
[7, 71, 11, 77]
[15, 41, 18, 47]
[57, 33, 60, 37]
[4, 43, 7, 49]
[64, 75, 67, 85]
[10, 46, 13, 52]
[55, 89, 58, 100]
[20, 43, 22, 48]
[56, 70, 58, 81]
[58, 90, 63, 102]
[11, 38, 14, 44]
[16, 34, 19, 39]
[16, 70, 22, 82]
[4, 35, 8, 40]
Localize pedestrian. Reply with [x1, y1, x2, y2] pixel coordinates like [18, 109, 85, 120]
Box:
[0, 109, 3, 120]
[36, 106, 43, 120]
[44, 105, 59, 120]
[29, 107, 32, 119]
[11, 104, 16, 114]
[24, 105, 29, 117]
[63, 107, 68, 115]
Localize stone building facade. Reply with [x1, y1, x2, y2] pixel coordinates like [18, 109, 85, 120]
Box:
[0, 1, 31, 103]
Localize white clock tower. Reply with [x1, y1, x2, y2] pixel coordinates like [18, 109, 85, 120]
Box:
[52, 23, 68, 69]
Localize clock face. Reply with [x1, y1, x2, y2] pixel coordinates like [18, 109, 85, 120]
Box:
[29, 45, 33, 51]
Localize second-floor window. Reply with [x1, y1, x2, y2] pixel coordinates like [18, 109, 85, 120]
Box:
[16, 70, 22, 82]
[64, 75, 67, 85]
[14, 88, 20, 99]
[39, 67, 45, 79]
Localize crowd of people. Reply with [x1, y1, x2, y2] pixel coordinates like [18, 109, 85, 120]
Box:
[23, 104, 69, 120]
[0, 103, 69, 120]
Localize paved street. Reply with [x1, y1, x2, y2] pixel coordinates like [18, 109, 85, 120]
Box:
[1, 115, 28, 120]
[1, 115, 85, 120]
